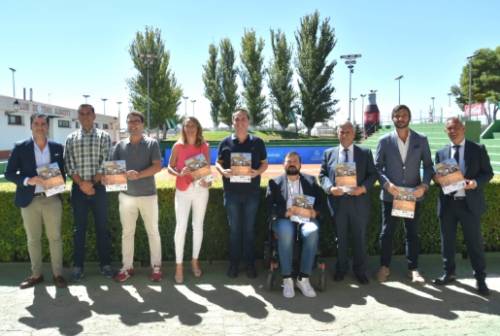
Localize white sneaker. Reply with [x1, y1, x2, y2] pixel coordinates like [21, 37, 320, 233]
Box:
[296, 277, 316, 298]
[282, 278, 295, 298]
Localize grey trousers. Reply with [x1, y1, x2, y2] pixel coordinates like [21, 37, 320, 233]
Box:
[20, 195, 63, 277]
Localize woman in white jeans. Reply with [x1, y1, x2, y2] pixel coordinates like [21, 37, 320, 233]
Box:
[168, 117, 211, 283]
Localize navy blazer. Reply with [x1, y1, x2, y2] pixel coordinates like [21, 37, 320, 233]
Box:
[5, 138, 66, 208]
[319, 144, 378, 216]
[375, 129, 434, 202]
[266, 173, 325, 222]
[435, 140, 493, 217]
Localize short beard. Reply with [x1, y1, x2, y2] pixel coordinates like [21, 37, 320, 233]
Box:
[286, 167, 299, 176]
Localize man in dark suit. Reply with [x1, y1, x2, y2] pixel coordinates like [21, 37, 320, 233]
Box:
[433, 117, 493, 296]
[319, 121, 378, 284]
[5, 113, 67, 289]
[375, 105, 434, 283]
[266, 152, 323, 298]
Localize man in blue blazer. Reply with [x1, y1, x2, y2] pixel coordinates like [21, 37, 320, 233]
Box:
[433, 117, 493, 296]
[5, 113, 67, 289]
[266, 152, 323, 298]
[375, 105, 434, 283]
[319, 121, 378, 284]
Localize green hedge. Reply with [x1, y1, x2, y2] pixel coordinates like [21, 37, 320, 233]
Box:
[1, 182, 499, 264]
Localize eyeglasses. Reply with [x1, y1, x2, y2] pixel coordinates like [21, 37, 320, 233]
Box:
[127, 119, 143, 124]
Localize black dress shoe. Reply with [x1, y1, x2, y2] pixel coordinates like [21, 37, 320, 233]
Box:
[246, 265, 257, 279]
[476, 279, 490, 296]
[355, 273, 369, 285]
[433, 274, 456, 285]
[226, 265, 238, 278]
[20, 275, 44, 289]
[333, 272, 345, 282]
[53, 275, 68, 288]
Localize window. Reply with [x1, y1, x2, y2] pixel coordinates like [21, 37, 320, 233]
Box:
[103, 123, 109, 129]
[58, 120, 71, 128]
[75, 121, 80, 129]
[94, 123, 99, 128]
[8, 115, 23, 125]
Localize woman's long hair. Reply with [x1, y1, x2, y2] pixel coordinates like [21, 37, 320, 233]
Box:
[179, 117, 205, 147]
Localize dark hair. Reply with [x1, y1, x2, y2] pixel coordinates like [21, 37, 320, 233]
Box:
[30, 113, 50, 126]
[78, 104, 95, 114]
[126, 111, 144, 123]
[232, 108, 250, 121]
[285, 151, 302, 163]
[391, 104, 412, 120]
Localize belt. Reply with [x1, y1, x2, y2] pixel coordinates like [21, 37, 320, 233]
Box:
[447, 195, 466, 201]
[33, 192, 46, 197]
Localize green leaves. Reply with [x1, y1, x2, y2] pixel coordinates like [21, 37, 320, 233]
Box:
[202, 44, 222, 128]
[218, 38, 239, 127]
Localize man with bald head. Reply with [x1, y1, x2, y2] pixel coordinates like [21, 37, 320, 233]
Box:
[319, 121, 378, 284]
[433, 117, 493, 296]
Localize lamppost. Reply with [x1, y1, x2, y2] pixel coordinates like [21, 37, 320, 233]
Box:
[191, 99, 196, 117]
[182, 96, 189, 117]
[351, 97, 358, 125]
[466, 54, 474, 120]
[360, 93, 366, 130]
[117, 101, 122, 130]
[394, 75, 403, 104]
[448, 92, 452, 107]
[101, 98, 108, 116]
[8, 67, 16, 97]
[340, 54, 362, 121]
[140, 53, 158, 129]
[83, 94, 90, 103]
[431, 97, 435, 122]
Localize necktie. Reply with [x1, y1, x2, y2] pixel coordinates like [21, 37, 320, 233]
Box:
[453, 145, 460, 164]
[343, 148, 349, 163]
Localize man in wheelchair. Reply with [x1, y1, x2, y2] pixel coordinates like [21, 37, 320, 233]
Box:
[266, 152, 324, 298]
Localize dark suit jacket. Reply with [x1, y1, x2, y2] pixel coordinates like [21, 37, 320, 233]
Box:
[319, 144, 378, 216]
[266, 173, 324, 222]
[375, 129, 434, 202]
[5, 138, 66, 208]
[435, 140, 493, 217]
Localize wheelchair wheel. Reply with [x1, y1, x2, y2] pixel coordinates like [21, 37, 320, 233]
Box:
[265, 270, 277, 291]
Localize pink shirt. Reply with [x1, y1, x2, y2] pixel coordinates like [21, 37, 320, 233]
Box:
[173, 142, 210, 191]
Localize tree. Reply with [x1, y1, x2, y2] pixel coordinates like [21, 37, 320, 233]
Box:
[202, 44, 222, 128]
[240, 29, 267, 127]
[268, 29, 297, 131]
[451, 46, 500, 123]
[218, 38, 239, 127]
[128, 26, 182, 136]
[295, 11, 337, 135]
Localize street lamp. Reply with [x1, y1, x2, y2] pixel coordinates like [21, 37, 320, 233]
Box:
[83, 94, 90, 103]
[430, 97, 435, 122]
[140, 53, 159, 129]
[351, 97, 358, 125]
[182, 96, 189, 117]
[340, 54, 362, 121]
[394, 75, 403, 104]
[191, 99, 196, 117]
[466, 54, 474, 120]
[447, 92, 452, 107]
[117, 101, 122, 130]
[101, 98, 108, 116]
[8, 67, 16, 98]
[360, 94, 367, 130]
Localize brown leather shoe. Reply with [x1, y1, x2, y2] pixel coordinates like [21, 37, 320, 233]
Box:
[20, 275, 44, 289]
[53, 275, 68, 288]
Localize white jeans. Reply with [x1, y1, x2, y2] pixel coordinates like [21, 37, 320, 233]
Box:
[174, 183, 209, 263]
[118, 193, 162, 269]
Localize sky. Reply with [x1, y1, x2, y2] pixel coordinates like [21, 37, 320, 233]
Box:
[1, 0, 499, 129]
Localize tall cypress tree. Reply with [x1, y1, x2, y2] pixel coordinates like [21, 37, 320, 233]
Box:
[202, 44, 222, 128]
[218, 38, 239, 127]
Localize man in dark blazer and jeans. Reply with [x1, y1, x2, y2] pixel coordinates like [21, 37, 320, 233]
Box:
[5, 113, 67, 288]
[375, 105, 434, 283]
[319, 121, 378, 284]
[433, 117, 493, 296]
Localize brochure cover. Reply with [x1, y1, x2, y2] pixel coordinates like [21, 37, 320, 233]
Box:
[335, 162, 357, 192]
[391, 187, 416, 219]
[435, 158, 466, 194]
[37, 162, 65, 197]
[230, 152, 252, 183]
[290, 194, 315, 223]
[185, 153, 213, 183]
[103, 160, 127, 192]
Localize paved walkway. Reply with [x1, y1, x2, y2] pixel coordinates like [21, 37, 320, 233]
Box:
[1, 254, 499, 336]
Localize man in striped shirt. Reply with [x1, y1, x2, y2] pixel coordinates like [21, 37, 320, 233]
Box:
[64, 104, 113, 281]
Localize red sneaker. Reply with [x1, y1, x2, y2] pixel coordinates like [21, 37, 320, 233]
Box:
[114, 268, 134, 282]
[150, 266, 162, 282]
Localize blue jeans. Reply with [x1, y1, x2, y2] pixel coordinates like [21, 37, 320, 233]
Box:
[71, 183, 111, 268]
[272, 218, 319, 276]
[223, 191, 260, 267]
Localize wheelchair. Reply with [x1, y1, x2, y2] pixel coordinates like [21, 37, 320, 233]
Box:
[263, 217, 327, 292]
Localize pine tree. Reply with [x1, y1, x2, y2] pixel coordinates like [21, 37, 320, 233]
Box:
[202, 44, 222, 128]
[218, 38, 239, 127]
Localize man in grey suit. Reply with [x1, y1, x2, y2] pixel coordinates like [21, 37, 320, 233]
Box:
[375, 105, 434, 283]
[320, 121, 378, 284]
[433, 117, 493, 296]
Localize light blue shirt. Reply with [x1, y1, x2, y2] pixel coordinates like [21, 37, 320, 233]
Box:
[24, 138, 51, 193]
[339, 144, 354, 163]
[451, 138, 466, 197]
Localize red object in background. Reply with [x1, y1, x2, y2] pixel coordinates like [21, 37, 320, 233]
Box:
[464, 103, 485, 117]
[364, 91, 380, 136]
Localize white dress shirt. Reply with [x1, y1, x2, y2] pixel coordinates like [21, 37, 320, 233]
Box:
[396, 131, 411, 163]
[24, 138, 51, 193]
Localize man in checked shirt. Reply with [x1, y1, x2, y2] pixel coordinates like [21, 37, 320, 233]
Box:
[64, 104, 113, 281]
